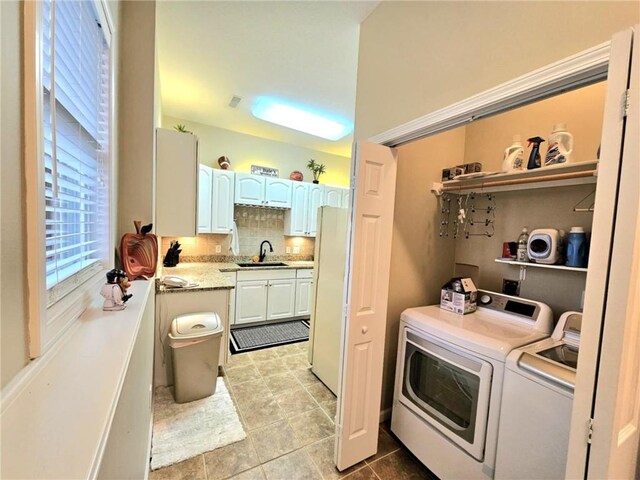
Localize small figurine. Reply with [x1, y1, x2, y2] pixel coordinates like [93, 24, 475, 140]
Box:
[101, 269, 133, 311]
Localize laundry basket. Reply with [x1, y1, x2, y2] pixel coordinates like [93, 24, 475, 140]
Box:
[169, 312, 223, 403]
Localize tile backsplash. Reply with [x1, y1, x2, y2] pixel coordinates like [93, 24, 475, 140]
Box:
[161, 205, 315, 261]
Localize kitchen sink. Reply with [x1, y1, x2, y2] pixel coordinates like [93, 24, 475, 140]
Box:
[236, 262, 289, 268]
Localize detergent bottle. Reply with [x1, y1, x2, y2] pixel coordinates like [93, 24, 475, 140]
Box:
[527, 137, 545, 170]
[501, 135, 525, 172]
[544, 123, 574, 167]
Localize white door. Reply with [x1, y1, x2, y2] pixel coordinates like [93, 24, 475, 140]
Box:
[578, 27, 640, 480]
[197, 164, 213, 233]
[266, 278, 296, 320]
[307, 184, 324, 236]
[324, 186, 342, 207]
[285, 182, 309, 236]
[295, 278, 313, 317]
[211, 170, 235, 234]
[235, 173, 265, 206]
[265, 178, 292, 208]
[235, 280, 268, 324]
[335, 141, 398, 470]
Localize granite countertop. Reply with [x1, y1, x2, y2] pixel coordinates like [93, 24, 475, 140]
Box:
[156, 261, 315, 294]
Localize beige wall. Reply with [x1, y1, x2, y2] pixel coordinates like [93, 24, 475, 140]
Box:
[1, 0, 29, 388]
[464, 81, 606, 170]
[163, 116, 351, 187]
[382, 128, 464, 408]
[355, 1, 639, 141]
[117, 1, 157, 241]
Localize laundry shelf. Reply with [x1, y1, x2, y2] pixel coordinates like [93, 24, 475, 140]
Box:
[439, 160, 598, 194]
[495, 258, 588, 273]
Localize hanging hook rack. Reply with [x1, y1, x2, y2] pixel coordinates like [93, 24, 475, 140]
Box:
[573, 189, 596, 213]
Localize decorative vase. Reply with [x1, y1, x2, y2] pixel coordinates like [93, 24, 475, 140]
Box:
[290, 170, 304, 181]
[313, 180, 319, 184]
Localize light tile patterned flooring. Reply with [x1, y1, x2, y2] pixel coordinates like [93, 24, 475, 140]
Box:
[150, 341, 436, 480]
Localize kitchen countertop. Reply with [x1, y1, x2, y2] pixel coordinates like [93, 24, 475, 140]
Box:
[157, 261, 314, 294]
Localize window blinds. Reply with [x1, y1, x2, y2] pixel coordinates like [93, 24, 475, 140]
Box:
[42, 0, 110, 300]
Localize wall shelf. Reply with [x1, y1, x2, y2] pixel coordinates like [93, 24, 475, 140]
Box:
[439, 160, 598, 194]
[495, 258, 588, 273]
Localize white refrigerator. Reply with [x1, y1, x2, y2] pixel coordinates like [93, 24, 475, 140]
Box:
[309, 206, 349, 395]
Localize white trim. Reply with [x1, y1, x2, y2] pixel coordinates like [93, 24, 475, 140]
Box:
[368, 41, 611, 147]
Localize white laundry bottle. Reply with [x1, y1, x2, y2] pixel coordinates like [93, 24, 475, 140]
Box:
[544, 123, 574, 166]
[501, 135, 525, 172]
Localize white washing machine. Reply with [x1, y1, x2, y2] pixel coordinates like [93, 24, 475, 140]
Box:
[494, 311, 581, 480]
[391, 290, 553, 480]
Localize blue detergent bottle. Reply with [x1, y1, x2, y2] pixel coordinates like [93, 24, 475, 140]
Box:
[566, 227, 588, 267]
[527, 136, 545, 169]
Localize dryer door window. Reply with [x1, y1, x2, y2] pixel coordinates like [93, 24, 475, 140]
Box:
[400, 329, 493, 461]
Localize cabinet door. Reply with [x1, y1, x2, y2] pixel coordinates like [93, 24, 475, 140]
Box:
[266, 279, 296, 321]
[198, 164, 213, 233]
[324, 186, 343, 207]
[307, 184, 324, 236]
[156, 128, 198, 236]
[285, 182, 309, 236]
[222, 272, 237, 326]
[235, 173, 265, 206]
[295, 278, 313, 317]
[211, 170, 235, 234]
[265, 178, 292, 208]
[342, 187, 350, 209]
[235, 280, 268, 324]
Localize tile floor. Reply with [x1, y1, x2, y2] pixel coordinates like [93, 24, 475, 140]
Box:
[150, 341, 437, 480]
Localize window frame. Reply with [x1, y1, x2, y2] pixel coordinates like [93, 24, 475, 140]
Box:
[24, 0, 116, 358]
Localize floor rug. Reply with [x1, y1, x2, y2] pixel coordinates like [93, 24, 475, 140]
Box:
[150, 377, 245, 470]
[230, 320, 310, 354]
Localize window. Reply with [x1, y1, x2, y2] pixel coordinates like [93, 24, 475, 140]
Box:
[26, 0, 114, 356]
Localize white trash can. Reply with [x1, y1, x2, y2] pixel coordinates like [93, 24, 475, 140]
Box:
[169, 312, 223, 404]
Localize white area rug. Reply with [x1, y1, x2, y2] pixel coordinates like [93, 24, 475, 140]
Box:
[151, 377, 246, 470]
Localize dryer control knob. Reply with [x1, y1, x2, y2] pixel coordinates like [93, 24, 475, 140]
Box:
[479, 294, 492, 305]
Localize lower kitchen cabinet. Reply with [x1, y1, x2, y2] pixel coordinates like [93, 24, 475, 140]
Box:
[234, 269, 311, 325]
[235, 280, 268, 324]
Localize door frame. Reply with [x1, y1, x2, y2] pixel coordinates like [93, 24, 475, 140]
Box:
[337, 28, 635, 477]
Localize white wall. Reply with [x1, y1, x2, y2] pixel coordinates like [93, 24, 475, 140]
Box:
[163, 116, 351, 187]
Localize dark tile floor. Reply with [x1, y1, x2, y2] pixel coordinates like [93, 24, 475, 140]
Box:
[150, 341, 436, 480]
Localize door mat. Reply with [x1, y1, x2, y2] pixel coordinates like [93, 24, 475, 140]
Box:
[230, 320, 310, 354]
[150, 377, 245, 471]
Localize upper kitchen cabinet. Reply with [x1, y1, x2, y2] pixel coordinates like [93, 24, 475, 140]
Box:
[284, 182, 324, 237]
[156, 128, 198, 237]
[323, 185, 349, 208]
[234, 173, 292, 208]
[199, 166, 235, 234]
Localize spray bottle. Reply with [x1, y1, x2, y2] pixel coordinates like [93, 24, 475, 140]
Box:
[527, 137, 545, 170]
[501, 135, 525, 172]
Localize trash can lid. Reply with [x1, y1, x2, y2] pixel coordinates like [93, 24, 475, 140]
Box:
[170, 312, 222, 340]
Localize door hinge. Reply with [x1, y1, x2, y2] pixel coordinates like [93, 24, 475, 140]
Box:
[622, 89, 631, 118]
[587, 418, 594, 444]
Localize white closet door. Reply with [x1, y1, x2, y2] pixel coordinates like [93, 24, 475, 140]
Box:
[577, 27, 640, 480]
[334, 141, 398, 471]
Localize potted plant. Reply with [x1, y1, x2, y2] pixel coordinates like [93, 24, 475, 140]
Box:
[173, 123, 193, 134]
[307, 159, 326, 184]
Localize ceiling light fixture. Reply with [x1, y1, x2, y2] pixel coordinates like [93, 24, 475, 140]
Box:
[251, 97, 353, 141]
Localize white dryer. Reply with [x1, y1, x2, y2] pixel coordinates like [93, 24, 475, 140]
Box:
[391, 290, 553, 480]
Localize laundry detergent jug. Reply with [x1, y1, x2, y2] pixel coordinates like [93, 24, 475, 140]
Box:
[501, 135, 525, 172]
[544, 123, 573, 167]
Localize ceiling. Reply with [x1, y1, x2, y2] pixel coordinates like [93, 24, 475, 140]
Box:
[156, 1, 379, 159]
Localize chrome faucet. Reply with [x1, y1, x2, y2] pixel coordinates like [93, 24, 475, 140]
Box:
[259, 240, 273, 263]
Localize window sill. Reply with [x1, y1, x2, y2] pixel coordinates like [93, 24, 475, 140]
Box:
[0, 280, 153, 479]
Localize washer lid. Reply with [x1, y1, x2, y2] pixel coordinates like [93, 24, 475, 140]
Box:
[170, 312, 222, 340]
